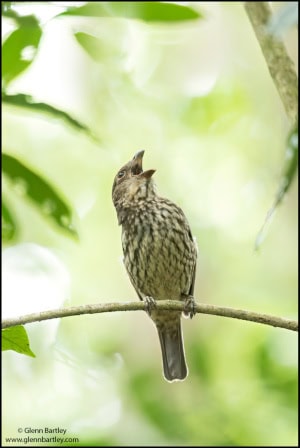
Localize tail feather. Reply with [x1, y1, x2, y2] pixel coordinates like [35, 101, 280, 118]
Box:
[157, 321, 188, 382]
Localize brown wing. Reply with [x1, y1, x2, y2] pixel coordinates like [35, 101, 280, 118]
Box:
[182, 230, 197, 318]
[187, 227, 197, 297]
[188, 256, 197, 297]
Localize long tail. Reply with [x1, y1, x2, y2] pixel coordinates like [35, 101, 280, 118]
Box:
[156, 320, 188, 382]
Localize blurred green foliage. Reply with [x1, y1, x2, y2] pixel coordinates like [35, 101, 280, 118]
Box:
[2, 198, 17, 241]
[2, 92, 97, 137]
[58, 1, 202, 22]
[255, 122, 298, 249]
[2, 2, 298, 447]
[2, 11, 41, 87]
[2, 153, 77, 239]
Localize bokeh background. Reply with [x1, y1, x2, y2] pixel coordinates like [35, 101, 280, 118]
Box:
[2, 2, 298, 446]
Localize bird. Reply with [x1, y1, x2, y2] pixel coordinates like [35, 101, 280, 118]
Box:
[112, 150, 197, 382]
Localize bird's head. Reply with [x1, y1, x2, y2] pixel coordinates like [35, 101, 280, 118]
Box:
[112, 150, 156, 208]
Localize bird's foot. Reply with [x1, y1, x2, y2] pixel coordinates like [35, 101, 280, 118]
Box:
[144, 296, 156, 316]
[182, 294, 196, 319]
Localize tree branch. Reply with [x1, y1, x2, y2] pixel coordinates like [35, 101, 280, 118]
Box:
[1, 300, 298, 332]
[244, 2, 298, 124]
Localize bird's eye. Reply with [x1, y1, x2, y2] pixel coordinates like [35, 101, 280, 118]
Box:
[117, 170, 125, 179]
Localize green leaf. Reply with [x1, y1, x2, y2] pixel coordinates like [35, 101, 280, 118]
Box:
[2, 198, 17, 242]
[2, 7, 40, 27]
[2, 92, 97, 140]
[255, 123, 298, 250]
[59, 1, 201, 22]
[2, 325, 36, 357]
[1, 2, 14, 16]
[2, 20, 42, 87]
[2, 153, 78, 238]
[2, 6, 19, 20]
[74, 32, 105, 62]
[267, 2, 298, 37]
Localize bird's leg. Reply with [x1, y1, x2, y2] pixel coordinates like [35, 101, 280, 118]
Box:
[143, 296, 157, 316]
[182, 294, 196, 319]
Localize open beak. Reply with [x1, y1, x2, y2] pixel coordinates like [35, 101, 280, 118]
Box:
[132, 150, 144, 175]
[132, 150, 156, 179]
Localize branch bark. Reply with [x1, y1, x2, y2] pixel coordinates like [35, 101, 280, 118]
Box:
[1, 300, 298, 332]
[244, 2, 298, 124]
